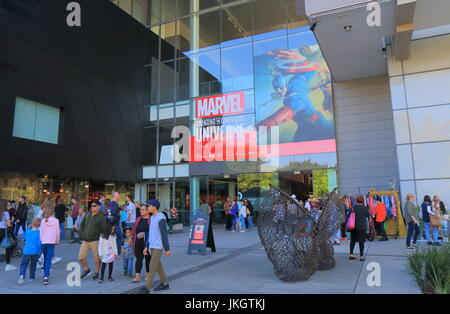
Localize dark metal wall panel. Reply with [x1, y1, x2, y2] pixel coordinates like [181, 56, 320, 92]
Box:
[333, 76, 399, 195]
[0, 0, 156, 182]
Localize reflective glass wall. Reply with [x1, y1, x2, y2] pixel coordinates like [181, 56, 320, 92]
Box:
[388, 34, 450, 206]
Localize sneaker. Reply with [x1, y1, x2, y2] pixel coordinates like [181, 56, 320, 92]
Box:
[98, 279, 104, 284]
[80, 269, 92, 280]
[108, 277, 114, 282]
[5, 265, 17, 272]
[52, 257, 61, 265]
[93, 272, 99, 281]
[17, 276, 25, 285]
[43, 278, 49, 285]
[154, 283, 170, 291]
[29, 278, 35, 282]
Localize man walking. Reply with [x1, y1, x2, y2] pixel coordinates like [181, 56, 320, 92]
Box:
[142, 199, 171, 294]
[108, 192, 123, 256]
[15, 196, 28, 236]
[125, 195, 136, 228]
[79, 200, 108, 280]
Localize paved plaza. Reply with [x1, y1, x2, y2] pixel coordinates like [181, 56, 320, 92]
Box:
[0, 225, 421, 294]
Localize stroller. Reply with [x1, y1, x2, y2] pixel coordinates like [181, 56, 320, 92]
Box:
[366, 215, 376, 241]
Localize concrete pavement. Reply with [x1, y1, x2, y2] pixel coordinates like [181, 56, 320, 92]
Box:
[0, 225, 421, 294]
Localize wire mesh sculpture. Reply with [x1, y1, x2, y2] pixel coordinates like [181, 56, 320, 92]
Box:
[258, 188, 345, 282]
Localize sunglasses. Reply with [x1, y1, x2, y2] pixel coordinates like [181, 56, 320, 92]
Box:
[91, 204, 99, 208]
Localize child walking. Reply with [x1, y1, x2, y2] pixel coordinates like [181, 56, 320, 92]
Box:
[17, 218, 42, 285]
[122, 227, 134, 278]
[39, 206, 60, 285]
[98, 224, 118, 283]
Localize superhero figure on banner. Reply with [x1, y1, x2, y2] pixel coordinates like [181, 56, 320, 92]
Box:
[257, 45, 334, 142]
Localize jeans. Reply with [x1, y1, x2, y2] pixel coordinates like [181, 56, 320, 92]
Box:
[239, 215, 246, 230]
[424, 222, 439, 242]
[115, 223, 123, 254]
[20, 254, 40, 279]
[123, 257, 134, 275]
[231, 217, 237, 230]
[247, 216, 253, 229]
[406, 221, 420, 247]
[42, 244, 55, 278]
[14, 221, 27, 236]
[60, 223, 65, 241]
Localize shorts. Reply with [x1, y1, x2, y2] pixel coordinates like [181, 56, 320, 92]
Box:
[78, 241, 100, 263]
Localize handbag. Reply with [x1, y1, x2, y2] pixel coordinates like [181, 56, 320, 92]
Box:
[0, 229, 17, 249]
[346, 209, 356, 231]
[430, 214, 441, 228]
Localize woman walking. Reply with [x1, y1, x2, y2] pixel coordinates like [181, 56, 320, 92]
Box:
[0, 199, 17, 272]
[39, 204, 60, 285]
[131, 205, 151, 283]
[348, 196, 370, 261]
[422, 195, 439, 245]
[404, 193, 420, 249]
[238, 201, 247, 232]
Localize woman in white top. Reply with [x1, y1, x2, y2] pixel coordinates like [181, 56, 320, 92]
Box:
[0, 199, 17, 271]
[238, 201, 247, 233]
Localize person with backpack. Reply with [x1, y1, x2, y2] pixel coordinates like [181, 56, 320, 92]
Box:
[422, 195, 440, 245]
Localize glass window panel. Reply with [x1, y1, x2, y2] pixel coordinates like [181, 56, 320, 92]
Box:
[191, 49, 221, 97]
[198, 10, 221, 51]
[405, 69, 450, 108]
[159, 120, 175, 164]
[253, 35, 288, 57]
[200, 0, 219, 10]
[396, 145, 414, 180]
[393, 110, 411, 144]
[117, 0, 132, 14]
[176, 17, 192, 58]
[34, 103, 60, 144]
[158, 165, 174, 178]
[148, 0, 160, 25]
[390, 76, 407, 110]
[176, 0, 190, 17]
[143, 166, 157, 179]
[221, 2, 253, 48]
[412, 142, 450, 180]
[175, 104, 190, 117]
[408, 104, 450, 143]
[176, 58, 191, 101]
[221, 43, 254, 92]
[161, 22, 176, 61]
[159, 105, 175, 120]
[161, 0, 176, 22]
[175, 164, 189, 177]
[287, 0, 308, 33]
[147, 64, 159, 105]
[13, 97, 36, 140]
[159, 61, 176, 103]
[143, 126, 157, 165]
[253, 0, 287, 41]
[416, 179, 450, 207]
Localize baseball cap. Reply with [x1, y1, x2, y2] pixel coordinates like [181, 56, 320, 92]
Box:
[146, 199, 160, 209]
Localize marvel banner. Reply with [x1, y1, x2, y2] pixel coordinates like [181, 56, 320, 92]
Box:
[189, 31, 336, 165]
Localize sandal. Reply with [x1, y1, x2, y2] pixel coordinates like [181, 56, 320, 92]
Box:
[131, 278, 140, 283]
[349, 255, 356, 260]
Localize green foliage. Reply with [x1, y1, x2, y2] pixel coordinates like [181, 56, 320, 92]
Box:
[280, 160, 332, 171]
[407, 244, 450, 294]
[312, 169, 328, 198]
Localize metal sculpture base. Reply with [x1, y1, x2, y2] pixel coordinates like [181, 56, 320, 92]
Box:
[258, 188, 345, 282]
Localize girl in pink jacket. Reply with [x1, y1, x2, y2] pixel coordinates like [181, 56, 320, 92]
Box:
[39, 207, 60, 285]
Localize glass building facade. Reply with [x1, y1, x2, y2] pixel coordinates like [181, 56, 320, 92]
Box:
[121, 0, 338, 222]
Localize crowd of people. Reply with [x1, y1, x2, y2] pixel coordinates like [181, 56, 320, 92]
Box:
[223, 197, 254, 233]
[338, 193, 448, 261]
[0, 193, 172, 293]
